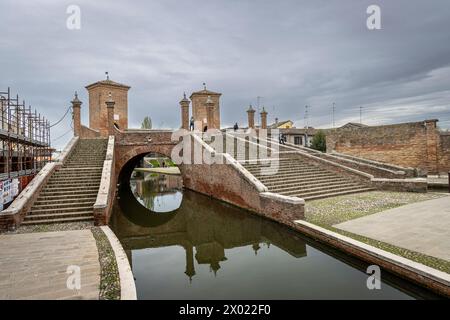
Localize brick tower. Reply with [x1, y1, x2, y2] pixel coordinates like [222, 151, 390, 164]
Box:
[85, 75, 130, 135]
[190, 84, 221, 130]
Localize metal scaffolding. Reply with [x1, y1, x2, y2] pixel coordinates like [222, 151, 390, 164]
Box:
[0, 87, 51, 182]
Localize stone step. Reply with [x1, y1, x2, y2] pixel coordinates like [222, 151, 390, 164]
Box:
[50, 176, 102, 181]
[45, 181, 100, 188]
[65, 160, 104, 163]
[252, 171, 335, 181]
[264, 176, 349, 188]
[244, 162, 317, 169]
[245, 167, 323, 176]
[68, 154, 106, 157]
[269, 180, 359, 193]
[245, 163, 322, 171]
[53, 170, 103, 175]
[34, 196, 97, 206]
[29, 204, 93, 215]
[37, 190, 98, 199]
[26, 211, 93, 221]
[42, 184, 100, 191]
[257, 172, 339, 183]
[49, 176, 102, 182]
[58, 167, 103, 171]
[39, 188, 99, 197]
[31, 200, 95, 211]
[283, 185, 373, 198]
[21, 215, 94, 225]
[64, 163, 105, 167]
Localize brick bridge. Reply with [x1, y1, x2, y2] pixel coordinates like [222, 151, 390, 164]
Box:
[0, 92, 428, 230]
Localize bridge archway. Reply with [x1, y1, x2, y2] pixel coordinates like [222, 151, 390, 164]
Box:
[116, 144, 184, 224]
[116, 144, 178, 183]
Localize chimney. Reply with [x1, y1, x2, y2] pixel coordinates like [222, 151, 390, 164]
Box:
[260, 107, 268, 129]
[247, 104, 255, 129]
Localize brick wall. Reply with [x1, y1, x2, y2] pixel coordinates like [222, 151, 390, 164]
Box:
[87, 84, 129, 135]
[326, 120, 449, 175]
[438, 133, 450, 173]
[190, 92, 221, 129]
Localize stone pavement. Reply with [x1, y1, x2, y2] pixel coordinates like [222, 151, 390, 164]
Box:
[0, 229, 100, 299]
[334, 195, 450, 261]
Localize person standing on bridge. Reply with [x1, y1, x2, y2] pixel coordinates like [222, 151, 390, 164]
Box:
[190, 116, 194, 131]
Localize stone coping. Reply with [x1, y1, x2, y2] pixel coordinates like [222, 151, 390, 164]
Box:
[289, 149, 375, 180]
[294, 220, 450, 297]
[100, 226, 137, 300]
[94, 136, 115, 210]
[261, 192, 305, 205]
[372, 177, 427, 183]
[1, 162, 56, 216]
[55, 136, 79, 164]
[1, 135, 80, 219]
[191, 133, 268, 193]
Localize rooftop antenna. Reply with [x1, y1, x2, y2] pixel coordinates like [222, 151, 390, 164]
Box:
[256, 96, 263, 126]
[105, 71, 109, 80]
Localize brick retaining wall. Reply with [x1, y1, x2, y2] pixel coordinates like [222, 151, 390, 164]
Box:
[327, 120, 449, 175]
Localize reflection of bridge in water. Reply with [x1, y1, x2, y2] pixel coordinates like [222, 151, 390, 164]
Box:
[110, 188, 307, 280]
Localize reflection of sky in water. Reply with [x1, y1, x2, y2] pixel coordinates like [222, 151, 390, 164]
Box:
[130, 173, 183, 213]
[140, 191, 182, 213]
[114, 182, 439, 300]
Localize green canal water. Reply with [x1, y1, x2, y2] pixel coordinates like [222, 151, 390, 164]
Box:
[109, 172, 440, 300]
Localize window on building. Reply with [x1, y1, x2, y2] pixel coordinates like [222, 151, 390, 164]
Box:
[294, 136, 302, 145]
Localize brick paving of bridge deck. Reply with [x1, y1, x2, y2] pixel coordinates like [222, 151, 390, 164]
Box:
[0, 229, 100, 300]
[334, 195, 450, 261]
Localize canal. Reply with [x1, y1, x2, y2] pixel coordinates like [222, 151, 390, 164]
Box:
[109, 171, 440, 300]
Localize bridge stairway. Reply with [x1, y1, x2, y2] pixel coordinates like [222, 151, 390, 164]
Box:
[242, 154, 375, 201]
[23, 138, 108, 225]
[207, 133, 374, 200]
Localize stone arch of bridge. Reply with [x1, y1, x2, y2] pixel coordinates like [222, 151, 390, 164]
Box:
[116, 143, 181, 184]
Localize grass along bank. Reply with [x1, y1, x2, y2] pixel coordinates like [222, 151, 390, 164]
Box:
[305, 191, 450, 274]
[91, 227, 121, 300]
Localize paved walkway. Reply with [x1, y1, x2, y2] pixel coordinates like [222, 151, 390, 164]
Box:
[0, 230, 100, 300]
[334, 195, 450, 261]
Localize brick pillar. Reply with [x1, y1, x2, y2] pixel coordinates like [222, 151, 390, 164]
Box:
[179, 93, 190, 130]
[105, 92, 115, 136]
[260, 107, 268, 129]
[71, 92, 82, 137]
[425, 119, 439, 174]
[247, 104, 255, 129]
[205, 95, 215, 130]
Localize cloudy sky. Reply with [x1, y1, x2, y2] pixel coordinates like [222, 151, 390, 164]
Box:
[1, 0, 450, 149]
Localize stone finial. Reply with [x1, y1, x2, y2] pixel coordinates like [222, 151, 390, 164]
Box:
[260, 107, 268, 129]
[247, 104, 255, 113]
[179, 92, 190, 105]
[71, 91, 82, 105]
[260, 107, 267, 115]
